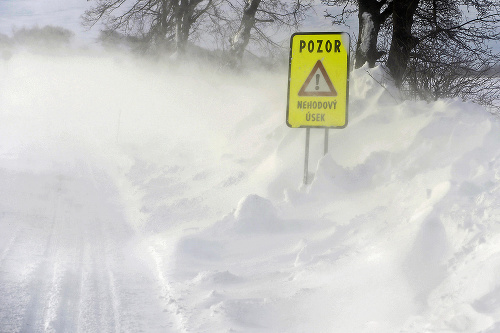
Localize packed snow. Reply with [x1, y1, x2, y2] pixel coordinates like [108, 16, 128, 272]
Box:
[1, 48, 500, 333]
[359, 12, 374, 55]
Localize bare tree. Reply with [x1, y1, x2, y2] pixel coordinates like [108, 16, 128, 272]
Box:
[323, 0, 393, 68]
[228, 0, 312, 68]
[229, 0, 263, 67]
[386, 0, 420, 85]
[403, 0, 500, 110]
[324, 0, 500, 111]
[83, 0, 216, 54]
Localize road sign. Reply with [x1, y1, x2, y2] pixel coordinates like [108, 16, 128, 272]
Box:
[286, 32, 350, 128]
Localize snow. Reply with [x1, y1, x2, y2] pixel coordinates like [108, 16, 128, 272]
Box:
[1, 46, 500, 333]
[360, 12, 374, 55]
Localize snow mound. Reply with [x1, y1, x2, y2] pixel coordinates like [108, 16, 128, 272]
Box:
[192, 270, 242, 285]
[233, 194, 280, 232]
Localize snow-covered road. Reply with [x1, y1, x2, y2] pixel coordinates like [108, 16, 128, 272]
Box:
[0, 167, 176, 332]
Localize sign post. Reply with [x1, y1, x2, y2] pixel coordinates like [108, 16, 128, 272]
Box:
[324, 128, 329, 155]
[286, 32, 350, 184]
[304, 128, 310, 185]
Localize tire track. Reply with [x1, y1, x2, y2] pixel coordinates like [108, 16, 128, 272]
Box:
[76, 216, 122, 332]
[149, 245, 188, 332]
[42, 210, 85, 333]
[0, 219, 21, 268]
[0, 168, 175, 332]
[21, 176, 65, 332]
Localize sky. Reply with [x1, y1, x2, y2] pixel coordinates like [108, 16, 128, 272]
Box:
[0, 0, 98, 44]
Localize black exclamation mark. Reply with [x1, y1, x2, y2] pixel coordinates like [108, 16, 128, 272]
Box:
[315, 74, 320, 90]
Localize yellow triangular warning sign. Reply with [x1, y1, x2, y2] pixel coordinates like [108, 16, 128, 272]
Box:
[298, 60, 338, 97]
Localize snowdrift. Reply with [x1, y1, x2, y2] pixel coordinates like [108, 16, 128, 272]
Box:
[0, 52, 499, 332]
[166, 66, 500, 332]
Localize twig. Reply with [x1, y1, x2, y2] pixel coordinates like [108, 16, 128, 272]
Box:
[365, 70, 400, 104]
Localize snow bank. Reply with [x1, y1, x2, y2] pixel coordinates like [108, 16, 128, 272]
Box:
[167, 66, 500, 331]
[1, 52, 500, 332]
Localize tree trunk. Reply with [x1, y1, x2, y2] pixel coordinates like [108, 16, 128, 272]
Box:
[157, 0, 171, 47]
[355, 0, 392, 68]
[386, 0, 420, 86]
[175, 0, 191, 55]
[229, 0, 262, 68]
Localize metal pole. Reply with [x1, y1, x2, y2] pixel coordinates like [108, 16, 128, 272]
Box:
[324, 128, 329, 155]
[304, 128, 310, 185]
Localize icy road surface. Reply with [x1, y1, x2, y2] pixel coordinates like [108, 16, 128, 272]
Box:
[0, 168, 175, 332]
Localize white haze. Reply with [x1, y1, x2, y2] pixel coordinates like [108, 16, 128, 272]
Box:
[1, 24, 500, 333]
